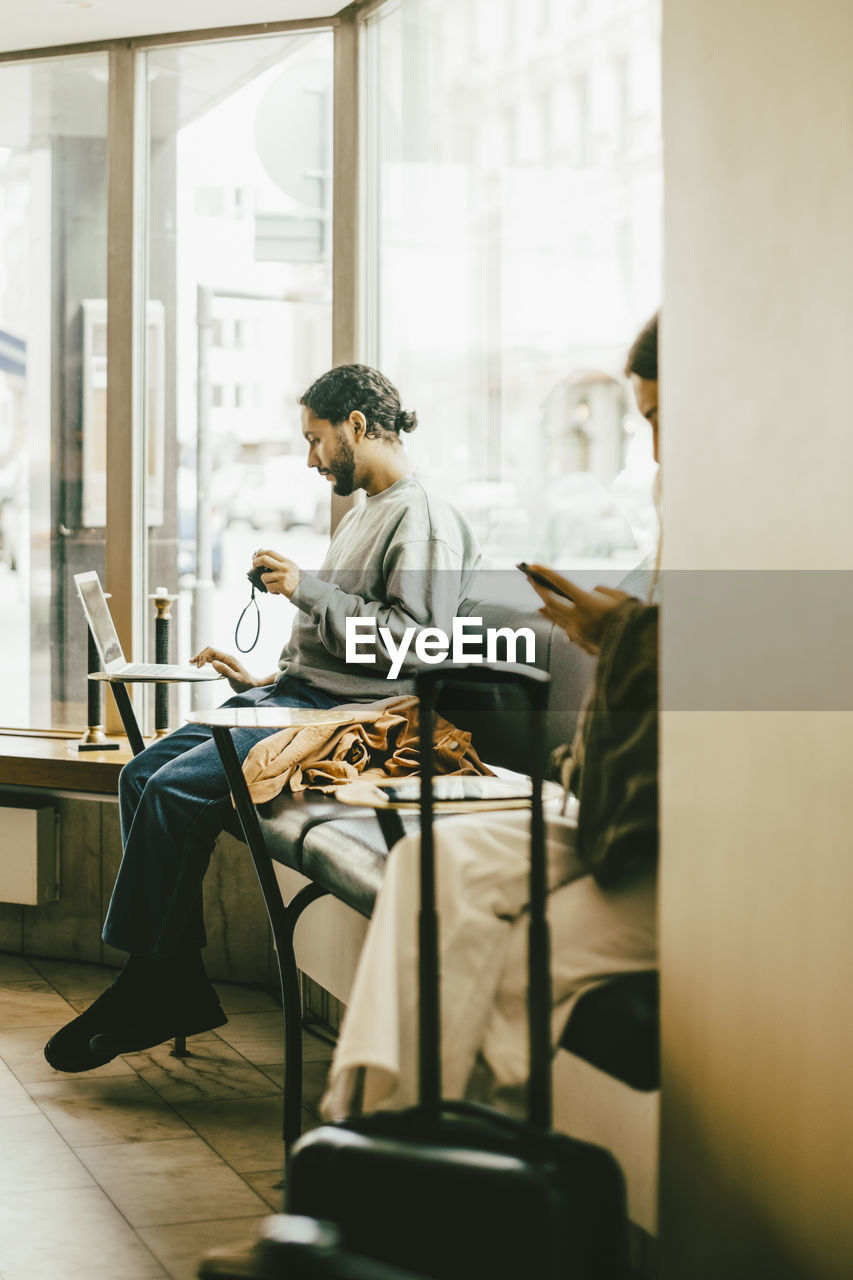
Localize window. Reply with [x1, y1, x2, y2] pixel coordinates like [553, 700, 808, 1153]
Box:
[0, 2, 662, 731]
[0, 54, 109, 729]
[141, 32, 334, 719]
[0, 24, 336, 733]
[362, 0, 662, 575]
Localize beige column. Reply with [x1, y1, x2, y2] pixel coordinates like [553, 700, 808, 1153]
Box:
[660, 3, 853, 1277]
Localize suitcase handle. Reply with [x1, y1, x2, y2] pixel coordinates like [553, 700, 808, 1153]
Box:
[415, 662, 553, 1130]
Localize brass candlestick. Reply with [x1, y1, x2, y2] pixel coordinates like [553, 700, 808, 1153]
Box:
[78, 592, 120, 751]
[149, 587, 179, 738]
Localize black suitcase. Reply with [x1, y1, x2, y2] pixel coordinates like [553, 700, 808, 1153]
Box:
[285, 664, 628, 1280]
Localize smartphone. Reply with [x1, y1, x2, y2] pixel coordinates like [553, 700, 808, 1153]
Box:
[517, 562, 572, 599]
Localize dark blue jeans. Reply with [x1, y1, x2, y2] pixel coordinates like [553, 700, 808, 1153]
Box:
[103, 677, 345, 958]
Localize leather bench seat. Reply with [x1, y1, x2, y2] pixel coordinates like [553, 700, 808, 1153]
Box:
[256, 796, 660, 1091]
[248, 590, 660, 1093]
[560, 970, 659, 1091]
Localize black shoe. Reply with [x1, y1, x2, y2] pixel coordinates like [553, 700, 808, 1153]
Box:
[89, 999, 227, 1059]
[44, 958, 227, 1073]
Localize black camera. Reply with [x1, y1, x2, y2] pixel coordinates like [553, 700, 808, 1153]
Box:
[247, 564, 269, 593]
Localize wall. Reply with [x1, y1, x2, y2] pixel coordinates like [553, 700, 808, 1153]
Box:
[659, 2, 853, 1277]
[0, 793, 276, 987]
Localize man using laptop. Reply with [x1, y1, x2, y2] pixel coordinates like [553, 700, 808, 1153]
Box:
[75, 570, 223, 683]
[45, 363, 481, 1073]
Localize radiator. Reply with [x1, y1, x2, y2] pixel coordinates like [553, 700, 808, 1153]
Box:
[0, 803, 59, 905]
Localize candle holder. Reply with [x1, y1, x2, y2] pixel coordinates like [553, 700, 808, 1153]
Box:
[77, 592, 120, 751]
[149, 587, 179, 738]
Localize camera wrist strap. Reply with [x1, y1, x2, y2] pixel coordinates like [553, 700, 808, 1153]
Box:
[235, 585, 261, 653]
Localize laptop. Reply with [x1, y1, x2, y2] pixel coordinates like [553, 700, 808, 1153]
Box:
[74, 571, 222, 682]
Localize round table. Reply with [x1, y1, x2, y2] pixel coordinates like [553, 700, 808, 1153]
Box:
[333, 774, 563, 865]
[334, 775, 562, 814]
[185, 705, 356, 732]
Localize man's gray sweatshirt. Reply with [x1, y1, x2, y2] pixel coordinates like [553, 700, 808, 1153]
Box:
[277, 473, 481, 699]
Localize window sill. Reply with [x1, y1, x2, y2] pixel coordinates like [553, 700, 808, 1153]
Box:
[0, 734, 134, 794]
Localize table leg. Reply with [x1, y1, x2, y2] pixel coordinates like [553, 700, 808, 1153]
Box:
[375, 806, 406, 851]
[109, 681, 146, 756]
[171, 1035, 189, 1058]
[211, 726, 328, 1156]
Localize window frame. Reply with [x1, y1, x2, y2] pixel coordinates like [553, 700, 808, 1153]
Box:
[0, 6, 367, 732]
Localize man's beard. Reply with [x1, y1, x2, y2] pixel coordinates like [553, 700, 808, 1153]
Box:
[327, 436, 356, 496]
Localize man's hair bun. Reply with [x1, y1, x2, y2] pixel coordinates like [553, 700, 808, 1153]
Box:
[299, 364, 416, 443]
[396, 409, 418, 434]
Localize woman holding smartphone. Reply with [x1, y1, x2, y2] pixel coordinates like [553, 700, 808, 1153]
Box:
[323, 314, 661, 1118]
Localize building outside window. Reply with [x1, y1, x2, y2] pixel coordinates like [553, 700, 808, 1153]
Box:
[142, 31, 334, 719]
[362, 0, 662, 575]
[0, 54, 108, 730]
[0, 0, 661, 731]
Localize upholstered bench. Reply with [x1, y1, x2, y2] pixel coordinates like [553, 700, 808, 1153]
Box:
[247, 595, 660, 1234]
[263, 800, 659, 1088]
[254, 595, 657, 1083]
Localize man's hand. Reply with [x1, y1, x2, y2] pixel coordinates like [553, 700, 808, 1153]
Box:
[251, 548, 300, 598]
[190, 648, 260, 694]
[523, 564, 629, 656]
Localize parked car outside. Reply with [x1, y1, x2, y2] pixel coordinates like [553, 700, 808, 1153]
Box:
[0, 461, 21, 573]
[534, 472, 639, 563]
[221, 456, 329, 532]
[177, 466, 224, 583]
[457, 480, 530, 566]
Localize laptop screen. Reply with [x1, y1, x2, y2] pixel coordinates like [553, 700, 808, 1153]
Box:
[74, 572, 124, 669]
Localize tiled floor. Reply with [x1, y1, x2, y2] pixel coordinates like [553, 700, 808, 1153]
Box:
[0, 953, 334, 1280]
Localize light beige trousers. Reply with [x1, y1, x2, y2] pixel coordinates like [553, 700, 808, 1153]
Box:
[322, 802, 657, 1119]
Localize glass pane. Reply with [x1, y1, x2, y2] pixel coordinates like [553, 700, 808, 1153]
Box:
[363, 0, 662, 577]
[0, 55, 108, 729]
[141, 32, 333, 724]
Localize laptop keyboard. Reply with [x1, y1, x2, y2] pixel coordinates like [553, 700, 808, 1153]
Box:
[121, 663, 198, 677]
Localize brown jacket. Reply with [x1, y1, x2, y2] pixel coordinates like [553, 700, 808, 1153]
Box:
[242, 694, 492, 803]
